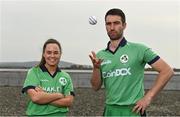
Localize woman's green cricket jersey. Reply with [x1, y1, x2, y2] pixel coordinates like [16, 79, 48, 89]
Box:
[97, 38, 160, 106]
[22, 65, 74, 116]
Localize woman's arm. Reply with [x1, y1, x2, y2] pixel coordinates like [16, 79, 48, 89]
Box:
[50, 95, 74, 107]
[27, 87, 64, 104]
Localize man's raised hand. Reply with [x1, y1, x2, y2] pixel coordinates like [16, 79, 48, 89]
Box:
[89, 51, 103, 69]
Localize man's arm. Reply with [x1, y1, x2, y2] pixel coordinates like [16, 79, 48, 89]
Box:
[133, 58, 174, 114]
[145, 58, 174, 99]
[27, 87, 64, 104]
[50, 95, 74, 107]
[89, 51, 103, 91]
[91, 68, 102, 91]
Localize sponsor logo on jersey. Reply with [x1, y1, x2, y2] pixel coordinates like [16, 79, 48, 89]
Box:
[101, 60, 112, 66]
[40, 79, 49, 82]
[102, 67, 131, 78]
[42, 86, 62, 93]
[59, 77, 67, 86]
[120, 54, 129, 63]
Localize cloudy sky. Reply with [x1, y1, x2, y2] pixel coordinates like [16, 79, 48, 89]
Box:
[0, 0, 180, 68]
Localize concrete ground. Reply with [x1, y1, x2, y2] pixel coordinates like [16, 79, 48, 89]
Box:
[0, 86, 179, 116]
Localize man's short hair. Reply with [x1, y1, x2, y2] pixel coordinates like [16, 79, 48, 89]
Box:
[105, 8, 126, 23]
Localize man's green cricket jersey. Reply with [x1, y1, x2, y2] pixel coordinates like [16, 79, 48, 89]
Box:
[97, 38, 159, 106]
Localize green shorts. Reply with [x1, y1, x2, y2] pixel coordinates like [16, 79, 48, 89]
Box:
[28, 111, 67, 117]
[103, 104, 141, 116]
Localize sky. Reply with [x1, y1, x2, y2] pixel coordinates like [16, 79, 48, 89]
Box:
[0, 0, 180, 68]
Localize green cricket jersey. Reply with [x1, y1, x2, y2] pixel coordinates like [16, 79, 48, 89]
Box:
[22, 64, 74, 116]
[97, 37, 160, 106]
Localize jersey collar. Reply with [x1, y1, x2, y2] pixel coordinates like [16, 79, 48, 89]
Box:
[40, 64, 61, 78]
[105, 37, 127, 54]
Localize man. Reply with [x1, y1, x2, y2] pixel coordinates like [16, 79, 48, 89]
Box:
[89, 8, 174, 116]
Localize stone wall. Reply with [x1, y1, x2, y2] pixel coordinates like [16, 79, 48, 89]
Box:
[0, 69, 179, 90]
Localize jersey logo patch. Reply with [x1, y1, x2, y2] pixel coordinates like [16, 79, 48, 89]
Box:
[101, 60, 112, 66]
[41, 79, 49, 82]
[120, 54, 129, 63]
[59, 77, 67, 86]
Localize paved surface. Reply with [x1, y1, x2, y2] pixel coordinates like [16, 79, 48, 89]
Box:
[0, 86, 179, 116]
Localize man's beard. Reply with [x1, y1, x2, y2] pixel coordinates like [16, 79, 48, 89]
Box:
[108, 32, 123, 40]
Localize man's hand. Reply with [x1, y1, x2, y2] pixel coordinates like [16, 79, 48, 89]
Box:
[132, 96, 152, 114]
[89, 51, 103, 91]
[89, 51, 103, 69]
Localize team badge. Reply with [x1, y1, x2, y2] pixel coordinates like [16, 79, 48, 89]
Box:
[120, 54, 129, 63]
[59, 77, 67, 86]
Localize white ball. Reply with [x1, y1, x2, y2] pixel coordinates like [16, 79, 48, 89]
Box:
[89, 16, 97, 25]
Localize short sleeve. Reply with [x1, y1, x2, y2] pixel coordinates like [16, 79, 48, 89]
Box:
[22, 68, 40, 93]
[96, 51, 103, 59]
[143, 47, 160, 65]
[63, 73, 74, 96]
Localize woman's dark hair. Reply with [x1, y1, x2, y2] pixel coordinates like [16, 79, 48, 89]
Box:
[105, 8, 126, 23]
[38, 38, 62, 66]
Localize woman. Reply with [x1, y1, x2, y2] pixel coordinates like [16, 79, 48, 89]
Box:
[22, 39, 74, 116]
